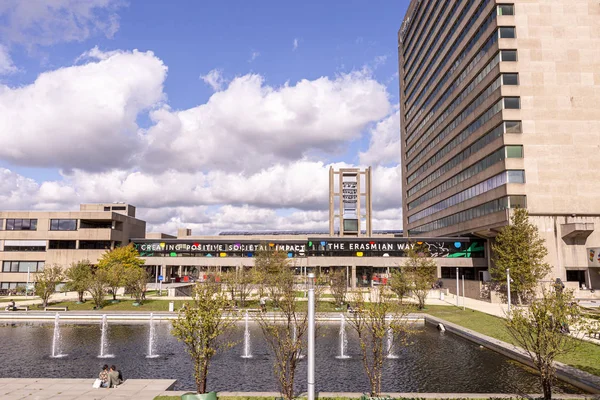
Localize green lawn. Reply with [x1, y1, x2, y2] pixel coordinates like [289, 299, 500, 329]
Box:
[424, 305, 600, 376]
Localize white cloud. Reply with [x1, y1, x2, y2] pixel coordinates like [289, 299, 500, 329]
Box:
[200, 68, 225, 92]
[249, 51, 260, 62]
[293, 38, 299, 51]
[0, 48, 167, 170]
[359, 109, 401, 166]
[0, 45, 18, 75]
[141, 71, 390, 173]
[0, 0, 124, 48]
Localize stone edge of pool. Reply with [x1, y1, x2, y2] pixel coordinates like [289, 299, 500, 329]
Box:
[424, 315, 600, 395]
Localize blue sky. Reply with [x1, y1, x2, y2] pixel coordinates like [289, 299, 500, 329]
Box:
[0, 0, 408, 234]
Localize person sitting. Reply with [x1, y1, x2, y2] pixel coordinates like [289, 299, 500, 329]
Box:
[107, 365, 123, 388]
[98, 364, 109, 388]
[4, 299, 16, 311]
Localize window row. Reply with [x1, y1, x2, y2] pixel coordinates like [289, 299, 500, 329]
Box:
[2, 261, 45, 273]
[404, 0, 473, 84]
[3, 240, 46, 252]
[406, 30, 499, 125]
[4, 219, 38, 231]
[408, 170, 525, 223]
[401, 0, 439, 64]
[405, 3, 496, 109]
[407, 96, 502, 176]
[408, 121, 505, 188]
[407, 76, 502, 164]
[405, 0, 490, 98]
[408, 146, 515, 210]
[407, 52, 501, 144]
[49, 219, 77, 231]
[408, 196, 527, 235]
[0, 282, 27, 290]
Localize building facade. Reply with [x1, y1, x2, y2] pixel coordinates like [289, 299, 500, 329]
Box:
[398, 0, 600, 291]
[0, 204, 146, 291]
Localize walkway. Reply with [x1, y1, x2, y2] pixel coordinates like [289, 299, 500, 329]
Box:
[0, 378, 176, 400]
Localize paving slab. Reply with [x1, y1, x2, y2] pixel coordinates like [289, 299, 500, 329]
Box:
[0, 378, 176, 399]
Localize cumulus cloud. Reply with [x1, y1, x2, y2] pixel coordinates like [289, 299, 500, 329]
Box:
[293, 38, 299, 51]
[140, 71, 390, 173]
[0, 48, 167, 170]
[0, 45, 17, 75]
[200, 68, 225, 92]
[0, 0, 125, 48]
[359, 109, 400, 166]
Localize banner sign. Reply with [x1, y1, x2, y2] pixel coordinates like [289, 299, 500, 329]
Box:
[588, 248, 600, 267]
[133, 238, 485, 259]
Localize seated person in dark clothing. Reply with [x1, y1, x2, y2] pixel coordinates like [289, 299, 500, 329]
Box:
[107, 365, 123, 388]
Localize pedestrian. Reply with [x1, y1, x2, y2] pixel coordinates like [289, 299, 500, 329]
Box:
[107, 365, 123, 388]
[98, 364, 109, 388]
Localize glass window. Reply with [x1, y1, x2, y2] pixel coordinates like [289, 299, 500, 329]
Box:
[507, 170, 525, 183]
[504, 97, 520, 109]
[0, 219, 3, 230]
[502, 73, 519, 85]
[506, 145, 524, 158]
[50, 219, 77, 231]
[49, 240, 77, 249]
[501, 50, 518, 62]
[18, 262, 38, 273]
[499, 27, 516, 39]
[5, 219, 38, 231]
[509, 196, 527, 208]
[504, 121, 522, 133]
[497, 5, 515, 15]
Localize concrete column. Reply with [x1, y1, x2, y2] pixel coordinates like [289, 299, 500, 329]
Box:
[178, 265, 183, 277]
[351, 265, 356, 289]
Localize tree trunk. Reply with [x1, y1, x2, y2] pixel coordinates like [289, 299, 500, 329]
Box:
[542, 376, 552, 400]
[78, 291, 84, 302]
[195, 359, 208, 394]
[112, 289, 117, 301]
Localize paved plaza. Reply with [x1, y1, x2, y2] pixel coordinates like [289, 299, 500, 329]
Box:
[0, 378, 176, 400]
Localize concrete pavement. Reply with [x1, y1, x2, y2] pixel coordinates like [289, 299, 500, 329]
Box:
[0, 378, 176, 400]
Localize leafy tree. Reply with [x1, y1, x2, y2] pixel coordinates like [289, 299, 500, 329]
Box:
[404, 244, 437, 310]
[506, 288, 587, 400]
[171, 282, 238, 394]
[64, 260, 92, 303]
[34, 264, 64, 307]
[88, 268, 109, 309]
[97, 244, 145, 301]
[389, 267, 411, 305]
[347, 286, 412, 396]
[330, 268, 348, 307]
[125, 267, 149, 305]
[491, 208, 551, 304]
[223, 267, 254, 307]
[254, 247, 291, 309]
[255, 259, 312, 400]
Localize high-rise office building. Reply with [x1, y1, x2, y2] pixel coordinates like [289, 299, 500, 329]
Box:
[399, 1, 600, 289]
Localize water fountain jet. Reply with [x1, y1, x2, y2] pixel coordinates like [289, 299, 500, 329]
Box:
[146, 313, 159, 358]
[50, 313, 66, 358]
[241, 311, 252, 358]
[336, 313, 350, 359]
[98, 314, 114, 358]
[386, 327, 399, 359]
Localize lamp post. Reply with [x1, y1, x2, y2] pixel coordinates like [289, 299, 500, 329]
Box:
[456, 267, 459, 307]
[506, 268, 511, 313]
[462, 275, 465, 311]
[307, 272, 315, 400]
[26, 267, 31, 297]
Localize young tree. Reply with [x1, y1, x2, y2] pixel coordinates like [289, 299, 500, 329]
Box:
[222, 267, 254, 307]
[125, 267, 149, 305]
[506, 288, 586, 400]
[34, 264, 64, 307]
[347, 286, 411, 396]
[404, 244, 437, 310]
[64, 260, 92, 303]
[389, 267, 411, 305]
[98, 244, 146, 301]
[254, 248, 291, 309]
[255, 250, 310, 400]
[88, 268, 110, 309]
[491, 208, 551, 304]
[171, 282, 238, 394]
[330, 268, 348, 307]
